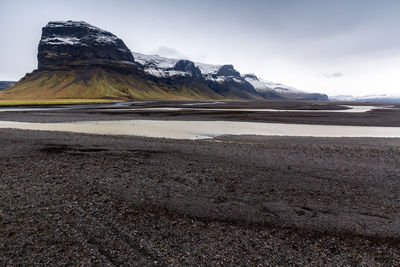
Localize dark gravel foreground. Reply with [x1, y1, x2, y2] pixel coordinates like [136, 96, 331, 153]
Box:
[1, 129, 400, 266]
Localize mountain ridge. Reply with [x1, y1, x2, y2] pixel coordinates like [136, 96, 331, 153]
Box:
[133, 52, 328, 101]
[1, 20, 328, 101]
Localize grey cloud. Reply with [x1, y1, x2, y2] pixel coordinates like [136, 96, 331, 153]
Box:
[1, 0, 399, 95]
[322, 72, 343, 78]
[150, 46, 189, 59]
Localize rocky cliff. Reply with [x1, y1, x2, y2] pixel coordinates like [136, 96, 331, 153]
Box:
[1, 21, 328, 101]
[38, 21, 134, 70]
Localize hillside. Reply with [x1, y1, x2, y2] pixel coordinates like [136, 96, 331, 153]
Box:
[0, 21, 327, 101]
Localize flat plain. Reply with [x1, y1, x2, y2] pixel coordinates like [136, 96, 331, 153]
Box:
[1, 101, 400, 265]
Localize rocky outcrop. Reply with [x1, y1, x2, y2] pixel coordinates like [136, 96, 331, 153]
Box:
[38, 21, 134, 70]
[173, 60, 202, 77]
[216, 65, 241, 77]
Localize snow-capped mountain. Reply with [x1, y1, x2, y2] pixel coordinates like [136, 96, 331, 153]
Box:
[133, 52, 242, 81]
[38, 21, 134, 69]
[3, 20, 328, 101]
[132, 53, 328, 100]
[242, 74, 302, 94]
[330, 94, 400, 103]
[132, 53, 183, 77]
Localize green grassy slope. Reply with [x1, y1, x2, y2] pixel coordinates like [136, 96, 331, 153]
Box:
[0, 68, 261, 101]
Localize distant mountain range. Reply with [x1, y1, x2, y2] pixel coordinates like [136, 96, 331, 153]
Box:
[330, 94, 400, 103]
[132, 53, 327, 101]
[0, 81, 16, 90]
[0, 20, 328, 101]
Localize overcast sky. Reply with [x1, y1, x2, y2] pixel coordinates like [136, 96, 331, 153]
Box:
[1, 0, 400, 96]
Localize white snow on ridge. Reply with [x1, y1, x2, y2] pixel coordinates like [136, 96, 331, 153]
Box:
[133, 53, 179, 69]
[132, 53, 184, 78]
[47, 21, 109, 34]
[41, 37, 83, 46]
[329, 95, 357, 101]
[133, 52, 226, 78]
[132, 53, 240, 83]
[143, 68, 189, 78]
[44, 21, 119, 46]
[232, 78, 245, 84]
[244, 75, 303, 94]
[206, 77, 227, 83]
[196, 63, 222, 75]
[41, 35, 118, 46]
[95, 35, 118, 44]
[132, 53, 302, 93]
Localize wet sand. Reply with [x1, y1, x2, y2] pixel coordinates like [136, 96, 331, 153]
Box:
[1, 101, 400, 265]
[2, 119, 400, 139]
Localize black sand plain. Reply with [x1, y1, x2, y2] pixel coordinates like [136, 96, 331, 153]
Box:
[1, 101, 400, 266]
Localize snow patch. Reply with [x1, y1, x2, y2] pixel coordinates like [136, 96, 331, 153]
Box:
[244, 74, 303, 94]
[41, 37, 83, 46]
[206, 77, 226, 83]
[144, 68, 189, 78]
[133, 53, 179, 69]
[47, 21, 109, 34]
[133, 53, 228, 78]
[95, 35, 118, 44]
[44, 21, 120, 46]
[196, 63, 223, 75]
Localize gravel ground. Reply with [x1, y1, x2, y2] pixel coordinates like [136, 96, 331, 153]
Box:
[1, 101, 400, 126]
[1, 128, 400, 266]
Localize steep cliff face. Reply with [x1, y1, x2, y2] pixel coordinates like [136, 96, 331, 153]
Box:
[1, 20, 327, 101]
[37, 21, 134, 70]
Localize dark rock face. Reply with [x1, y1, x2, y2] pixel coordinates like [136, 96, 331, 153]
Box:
[216, 65, 241, 77]
[173, 60, 202, 77]
[38, 21, 134, 69]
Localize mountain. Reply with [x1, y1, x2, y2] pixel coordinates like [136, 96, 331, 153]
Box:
[330, 94, 400, 103]
[0, 20, 328, 101]
[132, 53, 327, 101]
[0, 81, 16, 90]
[242, 74, 328, 101]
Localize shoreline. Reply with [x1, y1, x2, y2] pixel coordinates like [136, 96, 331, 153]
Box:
[2, 119, 400, 139]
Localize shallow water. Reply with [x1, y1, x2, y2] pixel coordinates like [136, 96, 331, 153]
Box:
[100, 105, 395, 113]
[1, 120, 400, 139]
[0, 104, 396, 113]
[181, 101, 225, 106]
